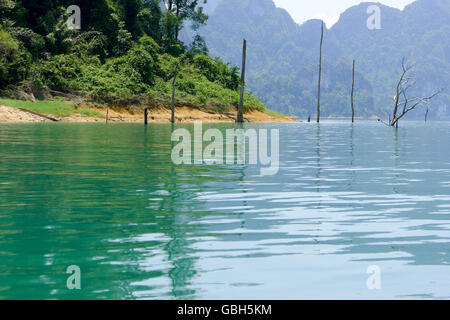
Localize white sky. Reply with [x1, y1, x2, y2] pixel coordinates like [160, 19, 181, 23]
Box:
[272, 0, 416, 27]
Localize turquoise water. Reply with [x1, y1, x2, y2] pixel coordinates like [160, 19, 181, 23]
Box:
[0, 121, 449, 300]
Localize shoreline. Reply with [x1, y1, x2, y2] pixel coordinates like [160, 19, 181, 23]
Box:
[0, 104, 298, 124]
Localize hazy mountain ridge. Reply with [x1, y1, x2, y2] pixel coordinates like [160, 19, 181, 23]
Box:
[196, 0, 450, 119]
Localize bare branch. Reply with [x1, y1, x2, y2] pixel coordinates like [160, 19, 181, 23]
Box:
[388, 58, 441, 127]
[377, 118, 390, 126]
[396, 89, 442, 122]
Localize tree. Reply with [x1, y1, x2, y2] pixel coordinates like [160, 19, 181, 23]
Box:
[351, 59, 355, 123]
[188, 34, 208, 56]
[119, 0, 142, 37]
[10, 0, 65, 34]
[389, 58, 441, 127]
[236, 39, 246, 123]
[0, 28, 31, 87]
[163, 0, 208, 40]
[0, 0, 15, 22]
[316, 21, 323, 123]
[171, 60, 180, 123]
[114, 21, 133, 56]
[137, 0, 163, 41]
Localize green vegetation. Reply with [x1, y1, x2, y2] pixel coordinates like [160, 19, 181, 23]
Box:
[0, 0, 266, 115]
[263, 109, 289, 118]
[0, 98, 102, 117]
[198, 0, 449, 119]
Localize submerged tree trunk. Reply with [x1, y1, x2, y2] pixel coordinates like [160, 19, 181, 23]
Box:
[171, 62, 180, 124]
[351, 60, 355, 123]
[237, 39, 247, 123]
[389, 58, 441, 127]
[317, 22, 324, 123]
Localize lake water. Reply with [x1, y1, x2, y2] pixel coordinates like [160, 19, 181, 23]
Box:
[0, 121, 449, 300]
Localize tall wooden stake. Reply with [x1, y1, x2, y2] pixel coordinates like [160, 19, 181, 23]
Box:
[237, 39, 247, 123]
[351, 59, 355, 123]
[171, 62, 180, 124]
[144, 108, 148, 125]
[106, 108, 109, 124]
[317, 22, 324, 123]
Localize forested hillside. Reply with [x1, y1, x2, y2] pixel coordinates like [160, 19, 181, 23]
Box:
[194, 0, 449, 119]
[0, 0, 265, 112]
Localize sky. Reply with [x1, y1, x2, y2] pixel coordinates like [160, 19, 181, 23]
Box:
[272, 0, 416, 27]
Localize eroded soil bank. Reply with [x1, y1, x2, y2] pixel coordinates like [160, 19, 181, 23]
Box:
[0, 104, 297, 123]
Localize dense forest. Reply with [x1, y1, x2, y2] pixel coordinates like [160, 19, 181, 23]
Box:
[193, 0, 449, 119]
[0, 0, 264, 112]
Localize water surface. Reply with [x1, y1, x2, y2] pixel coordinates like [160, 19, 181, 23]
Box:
[0, 121, 449, 299]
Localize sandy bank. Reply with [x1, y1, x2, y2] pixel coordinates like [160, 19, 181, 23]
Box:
[0, 105, 51, 122]
[0, 104, 297, 123]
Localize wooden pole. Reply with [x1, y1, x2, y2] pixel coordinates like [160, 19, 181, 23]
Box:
[171, 83, 176, 123]
[351, 59, 355, 123]
[317, 22, 324, 123]
[106, 108, 109, 124]
[144, 108, 148, 125]
[237, 39, 247, 123]
[171, 62, 180, 124]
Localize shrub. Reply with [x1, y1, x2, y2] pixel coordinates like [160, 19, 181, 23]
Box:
[32, 54, 81, 90]
[192, 55, 240, 91]
[113, 22, 133, 56]
[9, 27, 45, 59]
[193, 55, 217, 81]
[177, 78, 196, 95]
[0, 28, 31, 87]
[138, 35, 160, 61]
[159, 53, 180, 80]
[161, 36, 185, 57]
[126, 45, 156, 85]
[72, 31, 108, 62]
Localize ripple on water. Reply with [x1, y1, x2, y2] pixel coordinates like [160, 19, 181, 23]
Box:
[0, 122, 450, 299]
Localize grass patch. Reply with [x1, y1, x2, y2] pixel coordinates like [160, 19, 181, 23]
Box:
[264, 108, 289, 118]
[0, 98, 103, 118]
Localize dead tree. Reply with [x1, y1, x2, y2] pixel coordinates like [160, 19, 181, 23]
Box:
[351, 60, 355, 123]
[317, 21, 324, 123]
[171, 61, 180, 124]
[237, 39, 247, 123]
[389, 58, 441, 127]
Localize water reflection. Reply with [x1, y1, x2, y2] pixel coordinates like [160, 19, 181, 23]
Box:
[0, 121, 450, 299]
